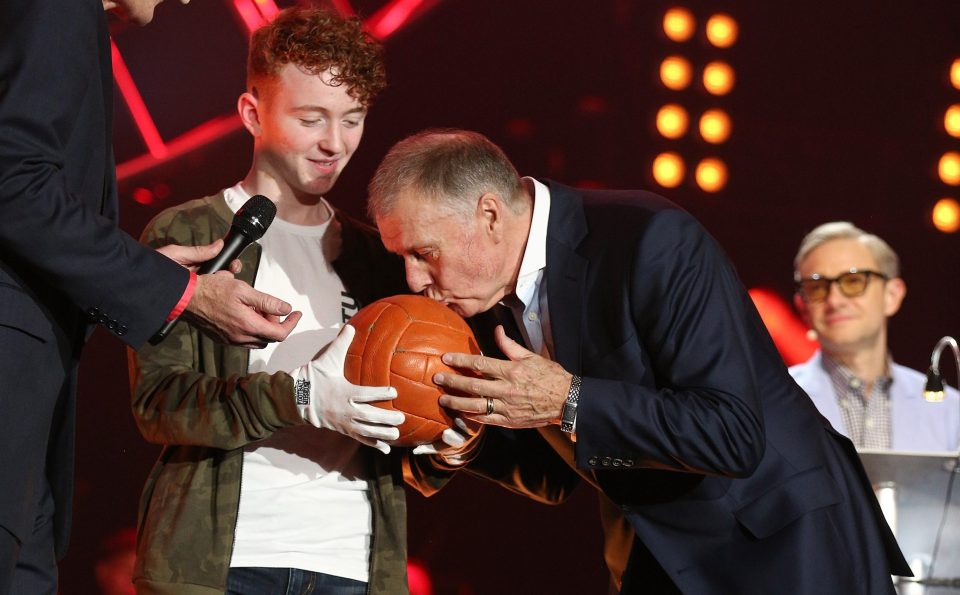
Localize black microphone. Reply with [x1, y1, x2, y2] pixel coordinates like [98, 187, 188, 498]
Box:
[148, 195, 277, 345]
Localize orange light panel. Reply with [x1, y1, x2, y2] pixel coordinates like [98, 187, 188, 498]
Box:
[663, 7, 695, 42]
[695, 157, 727, 192]
[706, 13, 738, 48]
[703, 61, 735, 95]
[939, 151, 960, 185]
[945, 104, 960, 138]
[660, 56, 693, 91]
[653, 152, 685, 188]
[952, 58, 960, 91]
[933, 198, 960, 233]
[699, 109, 731, 144]
[656, 104, 689, 139]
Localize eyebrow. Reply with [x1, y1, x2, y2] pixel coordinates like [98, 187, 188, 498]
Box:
[292, 105, 367, 115]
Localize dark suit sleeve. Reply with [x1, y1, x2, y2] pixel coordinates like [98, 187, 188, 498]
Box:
[0, 0, 186, 348]
[575, 209, 766, 478]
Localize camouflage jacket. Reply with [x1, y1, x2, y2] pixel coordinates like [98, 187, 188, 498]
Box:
[128, 193, 457, 595]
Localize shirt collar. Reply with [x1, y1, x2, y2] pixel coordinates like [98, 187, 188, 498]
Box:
[512, 177, 550, 309]
[820, 351, 894, 393]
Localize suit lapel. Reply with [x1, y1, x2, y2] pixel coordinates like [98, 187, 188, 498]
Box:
[543, 181, 588, 375]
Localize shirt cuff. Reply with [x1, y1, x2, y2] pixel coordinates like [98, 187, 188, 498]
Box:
[166, 270, 197, 322]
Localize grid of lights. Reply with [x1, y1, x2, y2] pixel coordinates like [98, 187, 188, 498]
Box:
[653, 8, 737, 194]
[933, 58, 960, 233]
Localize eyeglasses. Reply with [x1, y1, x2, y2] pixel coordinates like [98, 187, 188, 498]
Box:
[795, 269, 888, 303]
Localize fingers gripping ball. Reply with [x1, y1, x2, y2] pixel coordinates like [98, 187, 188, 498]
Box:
[345, 295, 482, 446]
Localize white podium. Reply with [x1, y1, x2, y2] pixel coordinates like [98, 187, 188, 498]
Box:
[859, 450, 960, 594]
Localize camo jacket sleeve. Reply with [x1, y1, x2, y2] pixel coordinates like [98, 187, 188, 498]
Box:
[127, 195, 305, 450]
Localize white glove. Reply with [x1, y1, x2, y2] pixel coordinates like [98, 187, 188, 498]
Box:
[293, 324, 404, 454]
[412, 417, 479, 464]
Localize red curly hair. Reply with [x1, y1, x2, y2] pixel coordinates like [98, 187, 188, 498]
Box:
[247, 7, 386, 106]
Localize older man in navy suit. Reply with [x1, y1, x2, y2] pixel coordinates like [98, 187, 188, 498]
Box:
[368, 129, 910, 594]
[0, 1, 300, 591]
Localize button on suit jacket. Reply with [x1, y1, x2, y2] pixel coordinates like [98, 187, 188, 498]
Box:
[466, 181, 910, 594]
[0, 0, 186, 556]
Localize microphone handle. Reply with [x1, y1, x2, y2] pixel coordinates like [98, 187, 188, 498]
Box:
[197, 231, 251, 275]
[149, 231, 252, 345]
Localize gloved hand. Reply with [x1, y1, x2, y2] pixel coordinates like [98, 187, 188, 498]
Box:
[412, 417, 483, 464]
[293, 324, 404, 454]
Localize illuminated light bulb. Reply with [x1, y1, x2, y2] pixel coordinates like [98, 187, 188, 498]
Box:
[939, 151, 960, 186]
[932, 198, 960, 233]
[699, 109, 731, 144]
[663, 7, 695, 42]
[952, 58, 960, 91]
[695, 157, 728, 192]
[653, 152, 685, 188]
[660, 55, 693, 91]
[656, 104, 689, 139]
[945, 104, 960, 138]
[706, 13, 738, 48]
[703, 61, 735, 95]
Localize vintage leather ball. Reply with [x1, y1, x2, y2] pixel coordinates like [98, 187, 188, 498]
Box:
[345, 295, 481, 446]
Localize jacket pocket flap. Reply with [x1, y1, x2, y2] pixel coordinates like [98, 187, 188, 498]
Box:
[735, 467, 841, 539]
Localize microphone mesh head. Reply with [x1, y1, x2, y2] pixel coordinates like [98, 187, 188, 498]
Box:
[233, 195, 277, 240]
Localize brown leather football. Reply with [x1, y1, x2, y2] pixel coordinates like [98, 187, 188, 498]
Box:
[344, 294, 482, 446]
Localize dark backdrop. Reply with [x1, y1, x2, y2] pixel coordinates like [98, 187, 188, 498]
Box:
[62, 1, 960, 592]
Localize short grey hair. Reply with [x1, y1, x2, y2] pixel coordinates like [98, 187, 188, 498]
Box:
[367, 129, 524, 221]
[793, 221, 900, 281]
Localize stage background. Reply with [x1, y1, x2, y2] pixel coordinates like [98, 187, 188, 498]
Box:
[63, 1, 960, 592]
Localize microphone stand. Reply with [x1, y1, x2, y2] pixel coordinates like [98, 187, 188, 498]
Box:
[925, 337, 960, 403]
[920, 336, 960, 590]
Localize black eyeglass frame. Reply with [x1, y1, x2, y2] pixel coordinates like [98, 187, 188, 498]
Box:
[795, 268, 889, 303]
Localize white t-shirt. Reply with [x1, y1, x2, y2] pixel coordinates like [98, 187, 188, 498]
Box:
[223, 184, 371, 582]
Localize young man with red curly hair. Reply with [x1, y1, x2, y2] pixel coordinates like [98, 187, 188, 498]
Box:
[128, 8, 474, 594]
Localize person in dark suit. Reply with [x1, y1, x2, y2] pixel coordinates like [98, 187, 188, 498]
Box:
[0, 0, 300, 591]
[368, 129, 911, 594]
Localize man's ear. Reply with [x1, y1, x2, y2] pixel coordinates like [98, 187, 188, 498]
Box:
[477, 192, 503, 238]
[794, 293, 812, 327]
[238, 90, 262, 136]
[883, 277, 906, 317]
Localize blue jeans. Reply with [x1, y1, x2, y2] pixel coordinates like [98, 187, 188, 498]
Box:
[227, 567, 367, 595]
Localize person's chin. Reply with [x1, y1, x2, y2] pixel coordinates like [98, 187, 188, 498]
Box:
[444, 302, 473, 318]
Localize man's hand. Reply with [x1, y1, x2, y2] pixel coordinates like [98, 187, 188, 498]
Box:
[157, 239, 297, 347]
[156, 239, 222, 269]
[182, 271, 301, 348]
[156, 239, 241, 274]
[435, 325, 573, 428]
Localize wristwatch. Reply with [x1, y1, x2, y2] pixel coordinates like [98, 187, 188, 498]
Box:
[560, 374, 581, 435]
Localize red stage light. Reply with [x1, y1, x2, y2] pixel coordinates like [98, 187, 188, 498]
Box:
[367, 0, 435, 40]
[749, 288, 818, 366]
[111, 40, 167, 160]
[407, 558, 434, 595]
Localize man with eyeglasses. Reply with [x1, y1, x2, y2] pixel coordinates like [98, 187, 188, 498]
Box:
[790, 221, 959, 452]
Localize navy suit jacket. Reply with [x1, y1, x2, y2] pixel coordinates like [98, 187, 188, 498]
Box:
[467, 181, 910, 594]
[0, 0, 186, 556]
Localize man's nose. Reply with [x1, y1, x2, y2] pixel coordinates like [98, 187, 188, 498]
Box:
[405, 262, 431, 294]
[824, 280, 848, 306]
[319, 123, 344, 154]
